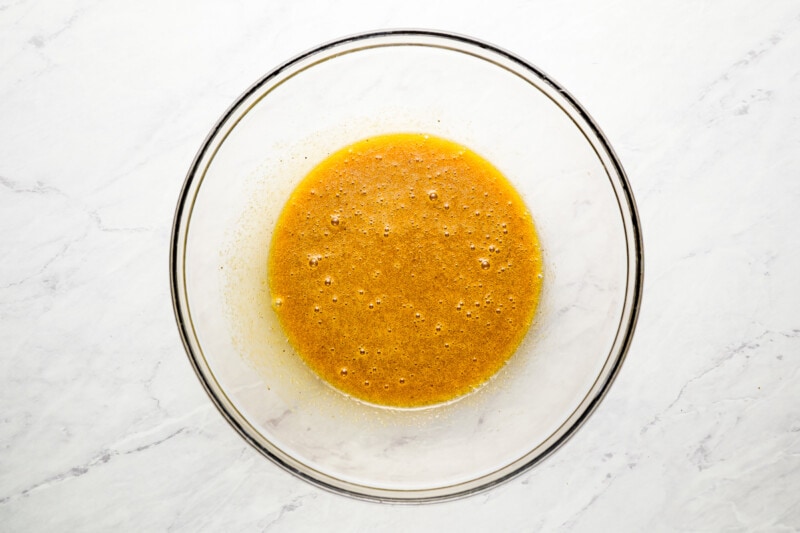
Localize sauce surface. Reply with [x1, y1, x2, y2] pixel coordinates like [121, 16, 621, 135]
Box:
[268, 133, 543, 407]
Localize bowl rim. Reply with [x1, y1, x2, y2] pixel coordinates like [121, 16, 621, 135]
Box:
[170, 28, 644, 503]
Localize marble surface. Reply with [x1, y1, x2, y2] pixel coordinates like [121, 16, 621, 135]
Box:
[1, 0, 798, 530]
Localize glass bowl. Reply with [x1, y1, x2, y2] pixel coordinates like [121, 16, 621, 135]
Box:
[170, 30, 643, 502]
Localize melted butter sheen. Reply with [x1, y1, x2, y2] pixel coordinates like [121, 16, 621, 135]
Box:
[268, 133, 543, 407]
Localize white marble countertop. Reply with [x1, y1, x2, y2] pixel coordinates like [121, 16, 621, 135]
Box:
[2, 1, 798, 530]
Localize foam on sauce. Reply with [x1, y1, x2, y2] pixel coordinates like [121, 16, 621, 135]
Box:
[268, 133, 543, 407]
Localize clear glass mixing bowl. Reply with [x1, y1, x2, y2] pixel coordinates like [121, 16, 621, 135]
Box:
[170, 30, 643, 502]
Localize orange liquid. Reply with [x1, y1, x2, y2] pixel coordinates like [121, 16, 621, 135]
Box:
[268, 133, 543, 407]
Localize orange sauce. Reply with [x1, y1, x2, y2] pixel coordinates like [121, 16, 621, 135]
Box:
[268, 133, 543, 407]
